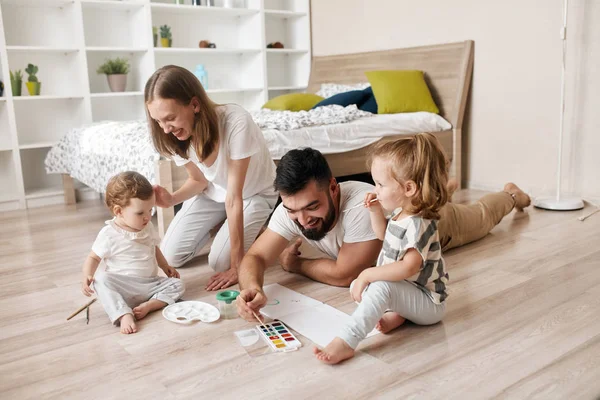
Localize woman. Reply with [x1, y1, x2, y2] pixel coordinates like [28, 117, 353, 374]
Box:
[145, 65, 278, 291]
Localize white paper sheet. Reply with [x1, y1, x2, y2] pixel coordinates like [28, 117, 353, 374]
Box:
[260, 284, 379, 348]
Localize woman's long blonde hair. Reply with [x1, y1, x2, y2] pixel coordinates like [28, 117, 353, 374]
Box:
[144, 65, 219, 161]
[368, 133, 449, 220]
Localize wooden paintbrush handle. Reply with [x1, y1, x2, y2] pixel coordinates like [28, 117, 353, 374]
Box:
[67, 298, 97, 321]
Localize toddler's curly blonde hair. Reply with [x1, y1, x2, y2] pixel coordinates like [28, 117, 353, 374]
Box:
[368, 133, 449, 220]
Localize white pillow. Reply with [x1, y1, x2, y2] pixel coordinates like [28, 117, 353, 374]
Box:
[316, 83, 371, 99]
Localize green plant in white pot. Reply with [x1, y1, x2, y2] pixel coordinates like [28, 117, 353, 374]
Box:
[25, 64, 41, 96]
[97, 57, 130, 92]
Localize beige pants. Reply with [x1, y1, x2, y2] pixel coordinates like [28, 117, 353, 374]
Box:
[438, 192, 515, 251]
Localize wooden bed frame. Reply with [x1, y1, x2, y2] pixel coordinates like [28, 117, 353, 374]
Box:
[62, 40, 474, 238]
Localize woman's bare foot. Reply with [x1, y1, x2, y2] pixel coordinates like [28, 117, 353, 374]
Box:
[375, 312, 406, 334]
[503, 182, 531, 211]
[313, 337, 355, 365]
[119, 313, 137, 334]
[447, 178, 459, 201]
[133, 299, 166, 320]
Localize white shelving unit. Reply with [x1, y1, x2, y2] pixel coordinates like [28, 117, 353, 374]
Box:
[0, 0, 310, 211]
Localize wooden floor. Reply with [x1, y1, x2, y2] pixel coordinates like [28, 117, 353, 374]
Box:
[1, 189, 599, 399]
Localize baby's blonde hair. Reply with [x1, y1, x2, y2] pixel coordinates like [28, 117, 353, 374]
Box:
[105, 171, 154, 214]
[368, 133, 449, 220]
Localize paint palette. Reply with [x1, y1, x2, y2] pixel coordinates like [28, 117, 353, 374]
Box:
[162, 301, 220, 324]
[256, 321, 302, 352]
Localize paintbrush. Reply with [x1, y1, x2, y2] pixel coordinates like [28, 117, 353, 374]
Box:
[239, 297, 264, 324]
[343, 198, 378, 213]
[67, 298, 97, 321]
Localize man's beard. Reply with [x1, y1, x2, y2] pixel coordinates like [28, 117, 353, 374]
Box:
[294, 193, 336, 241]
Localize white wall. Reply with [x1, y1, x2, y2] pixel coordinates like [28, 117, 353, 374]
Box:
[311, 0, 600, 202]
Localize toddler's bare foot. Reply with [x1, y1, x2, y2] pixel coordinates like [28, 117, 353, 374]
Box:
[119, 313, 137, 334]
[133, 299, 166, 320]
[375, 312, 406, 333]
[313, 337, 355, 365]
[447, 178, 459, 201]
[503, 182, 531, 211]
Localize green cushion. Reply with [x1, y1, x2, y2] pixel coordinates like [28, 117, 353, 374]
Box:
[262, 93, 324, 112]
[365, 70, 439, 114]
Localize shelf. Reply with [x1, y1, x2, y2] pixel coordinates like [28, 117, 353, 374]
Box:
[0, 98, 6, 102]
[266, 49, 309, 54]
[153, 47, 261, 55]
[6, 46, 79, 54]
[13, 95, 84, 101]
[150, 3, 259, 17]
[206, 88, 263, 94]
[25, 187, 64, 200]
[0, 0, 74, 7]
[19, 142, 57, 150]
[81, 0, 146, 10]
[264, 10, 307, 18]
[0, 146, 13, 152]
[86, 47, 148, 53]
[90, 91, 144, 98]
[268, 85, 307, 91]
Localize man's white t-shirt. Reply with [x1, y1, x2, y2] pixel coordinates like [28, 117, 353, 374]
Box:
[171, 104, 277, 202]
[267, 181, 379, 259]
[91, 219, 161, 278]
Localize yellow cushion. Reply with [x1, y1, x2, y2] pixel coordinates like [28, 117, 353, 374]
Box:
[365, 70, 439, 114]
[262, 93, 324, 112]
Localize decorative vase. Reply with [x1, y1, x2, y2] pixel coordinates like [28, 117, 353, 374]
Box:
[153, 33, 158, 47]
[107, 74, 127, 92]
[0, 80, 4, 96]
[12, 79, 22, 96]
[161, 38, 172, 48]
[26, 81, 41, 96]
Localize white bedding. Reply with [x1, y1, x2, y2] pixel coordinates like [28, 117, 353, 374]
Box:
[45, 111, 451, 193]
[263, 112, 451, 159]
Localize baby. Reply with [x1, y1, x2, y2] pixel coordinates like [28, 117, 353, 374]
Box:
[81, 171, 185, 334]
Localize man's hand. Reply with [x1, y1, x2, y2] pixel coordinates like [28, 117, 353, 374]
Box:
[236, 288, 267, 322]
[162, 265, 180, 279]
[279, 238, 303, 273]
[81, 275, 95, 297]
[206, 268, 238, 291]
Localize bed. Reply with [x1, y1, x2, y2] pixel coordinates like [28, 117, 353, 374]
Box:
[54, 40, 474, 237]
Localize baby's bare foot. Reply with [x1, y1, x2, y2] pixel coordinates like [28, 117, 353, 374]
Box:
[133, 299, 166, 320]
[503, 182, 531, 211]
[313, 337, 355, 365]
[375, 312, 406, 334]
[120, 313, 137, 334]
[447, 178, 459, 201]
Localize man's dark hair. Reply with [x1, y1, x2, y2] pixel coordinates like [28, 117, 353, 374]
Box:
[274, 148, 333, 195]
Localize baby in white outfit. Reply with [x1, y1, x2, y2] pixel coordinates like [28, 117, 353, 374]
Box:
[81, 171, 185, 334]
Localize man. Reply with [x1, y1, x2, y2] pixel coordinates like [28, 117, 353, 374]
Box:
[236, 148, 530, 321]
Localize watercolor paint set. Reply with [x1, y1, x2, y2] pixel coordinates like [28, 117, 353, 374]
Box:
[234, 320, 302, 357]
[256, 321, 302, 352]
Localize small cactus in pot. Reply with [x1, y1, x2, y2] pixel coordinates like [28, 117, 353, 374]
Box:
[160, 25, 172, 48]
[25, 64, 41, 96]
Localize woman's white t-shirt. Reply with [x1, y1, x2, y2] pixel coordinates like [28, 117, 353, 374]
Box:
[171, 104, 276, 202]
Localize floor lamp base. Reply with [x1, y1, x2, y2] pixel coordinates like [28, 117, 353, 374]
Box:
[533, 196, 584, 211]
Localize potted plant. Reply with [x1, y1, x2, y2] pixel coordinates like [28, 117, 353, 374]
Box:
[160, 25, 172, 48]
[153, 26, 158, 47]
[25, 63, 41, 96]
[10, 70, 22, 96]
[96, 57, 130, 92]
